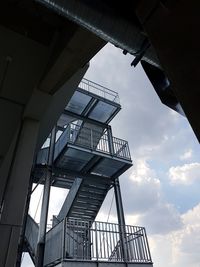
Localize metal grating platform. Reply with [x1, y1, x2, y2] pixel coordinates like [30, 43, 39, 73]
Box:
[64, 78, 121, 124]
[36, 122, 132, 187]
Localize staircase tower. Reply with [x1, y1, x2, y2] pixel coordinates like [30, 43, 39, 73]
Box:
[23, 78, 153, 267]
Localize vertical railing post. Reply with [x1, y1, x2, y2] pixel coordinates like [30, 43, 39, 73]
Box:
[87, 222, 91, 260]
[107, 126, 114, 155]
[62, 218, 66, 260]
[91, 128, 93, 150]
[67, 124, 70, 143]
[35, 126, 56, 267]
[144, 228, 152, 262]
[95, 222, 98, 261]
[114, 177, 129, 262]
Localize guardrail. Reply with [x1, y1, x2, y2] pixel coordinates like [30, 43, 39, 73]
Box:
[43, 219, 152, 265]
[67, 123, 131, 160]
[79, 78, 120, 104]
[37, 123, 131, 165]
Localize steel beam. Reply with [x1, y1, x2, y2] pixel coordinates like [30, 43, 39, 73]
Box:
[107, 126, 114, 156]
[63, 109, 108, 129]
[114, 177, 129, 262]
[35, 126, 56, 267]
[57, 178, 83, 222]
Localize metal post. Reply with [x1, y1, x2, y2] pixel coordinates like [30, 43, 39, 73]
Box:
[107, 126, 114, 155]
[95, 222, 98, 261]
[35, 126, 56, 267]
[114, 177, 129, 262]
[47, 127, 57, 166]
[87, 224, 91, 260]
[90, 128, 93, 149]
[62, 217, 66, 260]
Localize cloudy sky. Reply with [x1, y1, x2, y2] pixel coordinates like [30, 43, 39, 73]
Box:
[22, 44, 200, 267]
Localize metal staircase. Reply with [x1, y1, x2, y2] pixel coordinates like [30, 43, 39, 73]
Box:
[56, 177, 112, 223]
[24, 78, 153, 267]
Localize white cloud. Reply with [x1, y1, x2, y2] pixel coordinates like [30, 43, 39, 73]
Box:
[182, 203, 200, 224]
[150, 203, 200, 267]
[180, 149, 193, 160]
[97, 159, 182, 235]
[130, 159, 157, 182]
[121, 159, 161, 214]
[139, 202, 182, 235]
[149, 234, 177, 267]
[119, 159, 183, 234]
[169, 162, 200, 185]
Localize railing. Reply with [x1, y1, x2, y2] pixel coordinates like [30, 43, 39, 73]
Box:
[113, 137, 131, 160]
[67, 123, 131, 160]
[25, 215, 39, 257]
[79, 78, 120, 104]
[43, 219, 152, 265]
[25, 215, 52, 256]
[37, 123, 131, 165]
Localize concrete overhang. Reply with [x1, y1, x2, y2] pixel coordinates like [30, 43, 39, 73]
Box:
[0, 1, 106, 167]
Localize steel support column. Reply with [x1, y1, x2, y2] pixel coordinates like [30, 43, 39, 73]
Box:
[114, 177, 129, 262]
[107, 126, 114, 155]
[35, 126, 56, 267]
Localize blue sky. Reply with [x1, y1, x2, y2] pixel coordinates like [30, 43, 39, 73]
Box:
[22, 44, 200, 267]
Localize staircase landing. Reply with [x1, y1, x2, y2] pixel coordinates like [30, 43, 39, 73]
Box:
[53, 261, 153, 267]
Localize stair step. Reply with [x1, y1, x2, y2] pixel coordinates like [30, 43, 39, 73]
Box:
[77, 195, 100, 200]
[79, 190, 106, 198]
[78, 191, 105, 199]
[81, 186, 107, 194]
[70, 212, 94, 220]
[83, 182, 111, 190]
[72, 208, 96, 214]
[77, 196, 103, 204]
[74, 202, 100, 209]
[75, 202, 101, 210]
[73, 203, 99, 211]
[69, 214, 94, 219]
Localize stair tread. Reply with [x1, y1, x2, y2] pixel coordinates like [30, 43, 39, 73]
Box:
[71, 208, 96, 214]
[82, 183, 110, 190]
[73, 204, 99, 210]
[75, 201, 100, 208]
[78, 192, 105, 199]
[80, 187, 107, 194]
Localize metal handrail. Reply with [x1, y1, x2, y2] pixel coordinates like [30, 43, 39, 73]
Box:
[37, 123, 131, 165]
[67, 123, 131, 160]
[79, 78, 120, 104]
[63, 219, 152, 263]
